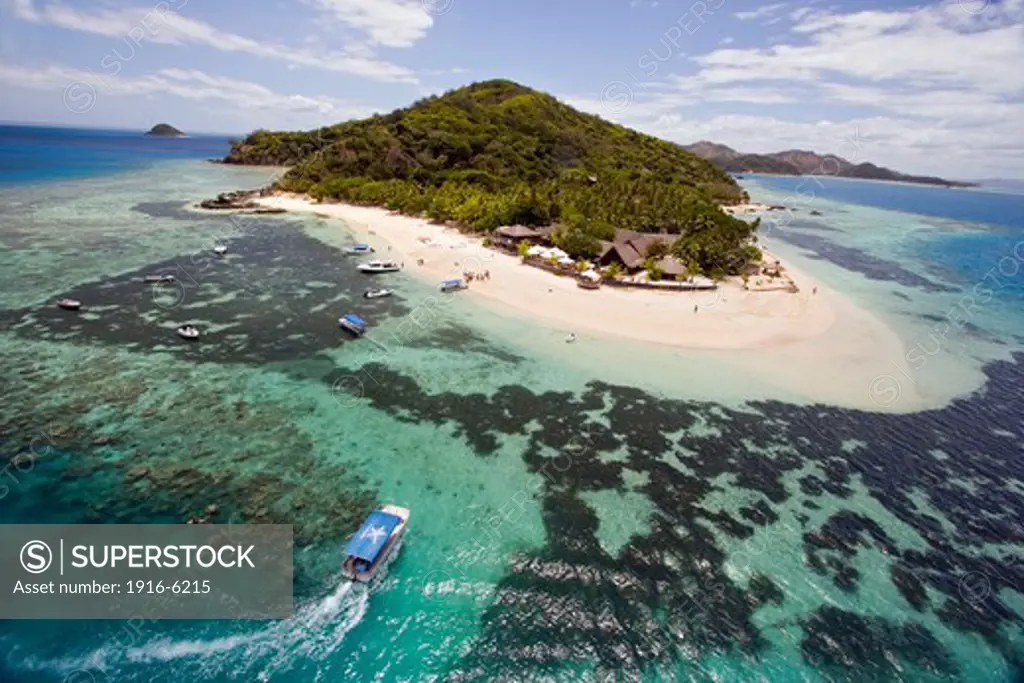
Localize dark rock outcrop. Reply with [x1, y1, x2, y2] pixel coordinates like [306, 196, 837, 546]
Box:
[145, 123, 185, 137]
[198, 189, 285, 213]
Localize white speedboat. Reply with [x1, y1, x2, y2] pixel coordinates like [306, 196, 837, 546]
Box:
[339, 314, 367, 336]
[341, 505, 410, 582]
[345, 244, 375, 255]
[213, 245, 228, 256]
[176, 325, 200, 340]
[56, 298, 82, 311]
[439, 279, 468, 293]
[363, 288, 393, 299]
[357, 260, 401, 274]
[144, 274, 176, 284]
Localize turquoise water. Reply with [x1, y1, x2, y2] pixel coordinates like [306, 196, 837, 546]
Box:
[2, 128, 1024, 681]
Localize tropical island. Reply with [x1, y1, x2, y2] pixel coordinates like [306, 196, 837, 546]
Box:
[145, 123, 186, 138]
[684, 141, 975, 188]
[223, 80, 762, 280]
[211, 80, 912, 392]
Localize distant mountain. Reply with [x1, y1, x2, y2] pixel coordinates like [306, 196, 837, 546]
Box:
[145, 123, 185, 137]
[684, 141, 975, 188]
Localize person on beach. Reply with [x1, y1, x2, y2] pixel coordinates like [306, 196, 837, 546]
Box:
[694, 304, 698, 314]
[813, 286, 818, 295]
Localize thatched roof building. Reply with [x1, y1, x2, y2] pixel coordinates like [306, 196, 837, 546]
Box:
[494, 225, 543, 239]
[655, 256, 688, 277]
[597, 230, 673, 271]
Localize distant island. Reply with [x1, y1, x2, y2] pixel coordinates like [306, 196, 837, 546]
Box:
[221, 80, 763, 278]
[145, 123, 185, 138]
[684, 141, 975, 188]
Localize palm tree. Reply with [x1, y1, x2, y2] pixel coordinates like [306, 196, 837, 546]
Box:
[516, 240, 530, 261]
[603, 262, 624, 280]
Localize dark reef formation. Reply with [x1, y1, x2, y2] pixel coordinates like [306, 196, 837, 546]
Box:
[1, 214, 1022, 680]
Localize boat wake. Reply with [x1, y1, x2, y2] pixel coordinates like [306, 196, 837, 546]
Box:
[16, 580, 369, 681]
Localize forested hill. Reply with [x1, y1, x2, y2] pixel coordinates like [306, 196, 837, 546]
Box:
[224, 80, 740, 201]
[223, 81, 761, 276]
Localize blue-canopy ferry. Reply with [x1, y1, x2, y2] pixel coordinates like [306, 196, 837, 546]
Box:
[342, 505, 410, 582]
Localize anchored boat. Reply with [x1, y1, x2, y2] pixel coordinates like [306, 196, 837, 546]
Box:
[213, 245, 228, 256]
[341, 505, 410, 582]
[345, 244, 375, 255]
[176, 325, 200, 340]
[363, 288, 393, 299]
[439, 279, 468, 293]
[56, 298, 82, 311]
[357, 260, 401, 274]
[339, 314, 367, 336]
[144, 274, 177, 284]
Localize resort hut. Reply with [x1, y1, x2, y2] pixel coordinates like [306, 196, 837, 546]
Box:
[493, 224, 550, 251]
[597, 231, 673, 273]
[495, 225, 543, 240]
[655, 256, 688, 279]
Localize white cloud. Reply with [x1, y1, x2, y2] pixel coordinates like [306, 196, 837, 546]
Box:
[0, 62, 377, 119]
[698, 1, 1024, 94]
[10, 0, 418, 83]
[734, 3, 788, 21]
[579, 0, 1024, 176]
[311, 0, 437, 47]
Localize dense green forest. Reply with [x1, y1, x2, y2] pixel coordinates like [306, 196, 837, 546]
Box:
[224, 80, 761, 276]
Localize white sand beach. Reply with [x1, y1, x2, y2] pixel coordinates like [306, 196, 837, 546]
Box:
[256, 194, 925, 410]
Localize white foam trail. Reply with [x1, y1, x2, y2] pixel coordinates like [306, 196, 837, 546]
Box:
[20, 581, 369, 680]
[126, 581, 367, 667]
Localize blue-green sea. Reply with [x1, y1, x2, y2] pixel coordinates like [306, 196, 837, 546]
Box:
[2, 127, 1024, 681]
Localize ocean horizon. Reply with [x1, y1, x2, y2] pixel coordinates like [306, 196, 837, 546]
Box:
[2, 124, 1024, 682]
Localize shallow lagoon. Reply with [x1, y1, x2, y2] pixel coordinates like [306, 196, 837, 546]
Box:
[1, 156, 1023, 681]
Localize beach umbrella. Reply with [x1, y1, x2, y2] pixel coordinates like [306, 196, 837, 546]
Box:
[527, 245, 546, 256]
[558, 256, 575, 266]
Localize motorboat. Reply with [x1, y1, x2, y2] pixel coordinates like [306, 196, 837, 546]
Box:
[363, 288, 393, 299]
[213, 245, 228, 256]
[176, 325, 200, 340]
[577, 270, 602, 289]
[339, 314, 367, 336]
[439, 279, 468, 293]
[357, 260, 401, 274]
[144, 274, 177, 284]
[341, 505, 410, 582]
[56, 298, 82, 311]
[345, 243, 375, 255]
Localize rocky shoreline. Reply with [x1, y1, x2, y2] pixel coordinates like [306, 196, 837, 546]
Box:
[197, 188, 286, 214]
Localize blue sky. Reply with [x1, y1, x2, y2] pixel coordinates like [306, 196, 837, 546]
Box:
[1, 0, 1022, 178]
